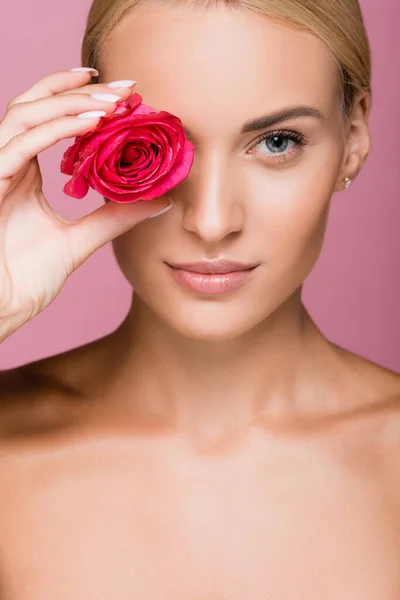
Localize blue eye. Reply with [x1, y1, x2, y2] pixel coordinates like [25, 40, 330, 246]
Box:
[250, 128, 308, 164]
[264, 135, 293, 153]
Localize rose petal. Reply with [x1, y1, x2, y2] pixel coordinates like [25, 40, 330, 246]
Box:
[60, 92, 194, 202]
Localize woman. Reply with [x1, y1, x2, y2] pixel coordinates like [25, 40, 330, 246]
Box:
[0, 0, 398, 596]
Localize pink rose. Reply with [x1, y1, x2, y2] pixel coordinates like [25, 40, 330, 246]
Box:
[60, 93, 195, 203]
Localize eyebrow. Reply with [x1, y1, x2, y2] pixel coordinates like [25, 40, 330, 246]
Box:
[183, 105, 325, 136]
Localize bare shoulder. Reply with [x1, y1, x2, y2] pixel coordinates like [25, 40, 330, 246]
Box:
[332, 344, 400, 479]
[0, 333, 113, 440]
[340, 344, 400, 419]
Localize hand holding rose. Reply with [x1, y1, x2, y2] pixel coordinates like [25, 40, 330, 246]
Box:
[0, 68, 192, 343]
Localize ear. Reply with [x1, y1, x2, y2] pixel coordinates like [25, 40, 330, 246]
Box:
[334, 91, 371, 192]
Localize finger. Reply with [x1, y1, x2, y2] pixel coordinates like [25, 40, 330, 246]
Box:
[0, 114, 105, 180]
[0, 93, 121, 147]
[66, 198, 174, 268]
[57, 80, 138, 98]
[6, 69, 137, 108]
[6, 69, 102, 107]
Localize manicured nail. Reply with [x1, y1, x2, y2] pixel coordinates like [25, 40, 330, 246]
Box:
[76, 110, 107, 119]
[147, 200, 174, 219]
[90, 93, 122, 103]
[107, 80, 137, 88]
[70, 67, 99, 76]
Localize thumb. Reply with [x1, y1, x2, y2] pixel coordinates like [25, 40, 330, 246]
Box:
[66, 196, 174, 268]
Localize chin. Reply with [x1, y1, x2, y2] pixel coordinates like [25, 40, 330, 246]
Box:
[150, 300, 268, 342]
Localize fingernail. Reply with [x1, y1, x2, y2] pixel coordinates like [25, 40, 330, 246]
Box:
[146, 200, 174, 219]
[70, 67, 99, 76]
[76, 110, 107, 119]
[107, 80, 137, 88]
[90, 93, 122, 103]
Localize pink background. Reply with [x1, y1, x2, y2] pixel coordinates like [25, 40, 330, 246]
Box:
[0, 0, 399, 372]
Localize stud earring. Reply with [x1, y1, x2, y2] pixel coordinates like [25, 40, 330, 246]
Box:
[342, 177, 352, 189]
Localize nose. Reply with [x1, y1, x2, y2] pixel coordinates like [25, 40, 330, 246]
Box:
[178, 151, 245, 243]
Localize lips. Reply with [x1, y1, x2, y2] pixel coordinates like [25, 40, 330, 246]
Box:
[166, 261, 259, 295]
[167, 260, 258, 274]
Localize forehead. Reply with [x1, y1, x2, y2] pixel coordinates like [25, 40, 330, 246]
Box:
[102, 4, 340, 134]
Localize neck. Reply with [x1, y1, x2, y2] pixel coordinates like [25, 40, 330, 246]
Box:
[102, 289, 336, 449]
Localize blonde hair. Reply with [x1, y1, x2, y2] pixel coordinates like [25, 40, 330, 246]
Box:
[81, 0, 371, 119]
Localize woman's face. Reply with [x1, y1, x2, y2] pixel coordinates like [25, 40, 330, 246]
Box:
[101, 3, 361, 340]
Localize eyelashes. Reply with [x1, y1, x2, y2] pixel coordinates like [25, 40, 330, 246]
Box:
[249, 127, 309, 164]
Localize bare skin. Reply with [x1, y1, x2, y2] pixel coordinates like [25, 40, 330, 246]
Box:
[0, 4, 399, 598]
[0, 315, 399, 598]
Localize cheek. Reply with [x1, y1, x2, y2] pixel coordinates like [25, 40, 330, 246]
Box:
[280, 180, 332, 251]
[249, 165, 337, 287]
[254, 137, 341, 250]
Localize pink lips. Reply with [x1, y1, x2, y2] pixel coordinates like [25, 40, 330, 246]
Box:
[167, 260, 258, 294]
